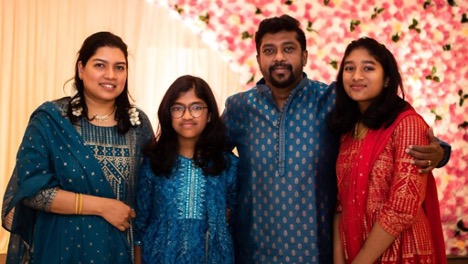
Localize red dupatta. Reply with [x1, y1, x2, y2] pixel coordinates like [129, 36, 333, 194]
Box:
[343, 108, 446, 263]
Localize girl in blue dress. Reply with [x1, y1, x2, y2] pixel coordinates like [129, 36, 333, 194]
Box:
[134, 75, 238, 264]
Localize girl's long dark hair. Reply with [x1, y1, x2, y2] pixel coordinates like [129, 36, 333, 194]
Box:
[146, 75, 227, 176]
[329, 37, 409, 135]
[66, 31, 134, 134]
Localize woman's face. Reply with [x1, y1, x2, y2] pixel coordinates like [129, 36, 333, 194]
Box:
[342, 48, 385, 113]
[78, 46, 127, 105]
[171, 88, 211, 145]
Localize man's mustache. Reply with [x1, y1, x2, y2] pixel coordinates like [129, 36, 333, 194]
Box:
[269, 62, 292, 72]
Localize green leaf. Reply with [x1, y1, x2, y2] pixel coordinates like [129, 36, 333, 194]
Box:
[391, 33, 401, 42]
[431, 66, 437, 74]
[433, 76, 440, 82]
[371, 7, 384, 19]
[431, 109, 442, 121]
[306, 21, 318, 33]
[448, 0, 456, 7]
[255, 7, 262, 14]
[174, 4, 184, 14]
[247, 74, 255, 84]
[330, 60, 338, 69]
[443, 44, 451, 51]
[241, 31, 253, 39]
[462, 13, 468, 23]
[285, 0, 293, 5]
[199, 14, 210, 25]
[423, 0, 432, 9]
[458, 121, 468, 129]
[324, 0, 330, 5]
[409, 19, 421, 33]
[350, 20, 361, 31]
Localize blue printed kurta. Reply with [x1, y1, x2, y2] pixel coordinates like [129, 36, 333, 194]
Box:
[222, 74, 338, 263]
[134, 154, 238, 264]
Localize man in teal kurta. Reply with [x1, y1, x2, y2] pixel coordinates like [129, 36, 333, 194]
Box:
[223, 73, 338, 263]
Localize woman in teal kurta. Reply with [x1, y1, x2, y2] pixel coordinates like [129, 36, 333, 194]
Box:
[2, 32, 153, 263]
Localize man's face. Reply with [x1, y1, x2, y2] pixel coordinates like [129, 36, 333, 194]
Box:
[256, 31, 307, 91]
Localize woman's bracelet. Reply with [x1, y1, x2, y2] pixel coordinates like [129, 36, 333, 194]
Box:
[75, 193, 83, 215]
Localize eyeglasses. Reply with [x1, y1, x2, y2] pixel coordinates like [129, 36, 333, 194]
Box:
[170, 104, 208, 118]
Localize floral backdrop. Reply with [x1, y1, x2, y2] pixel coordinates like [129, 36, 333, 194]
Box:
[152, 0, 468, 255]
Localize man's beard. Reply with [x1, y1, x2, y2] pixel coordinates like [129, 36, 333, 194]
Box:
[267, 62, 296, 89]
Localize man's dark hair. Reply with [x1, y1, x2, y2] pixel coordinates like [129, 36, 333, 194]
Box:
[255, 14, 307, 54]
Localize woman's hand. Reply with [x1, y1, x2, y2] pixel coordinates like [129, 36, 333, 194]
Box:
[49, 190, 136, 231]
[96, 198, 136, 231]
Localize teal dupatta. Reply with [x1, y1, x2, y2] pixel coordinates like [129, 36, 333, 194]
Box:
[2, 101, 132, 263]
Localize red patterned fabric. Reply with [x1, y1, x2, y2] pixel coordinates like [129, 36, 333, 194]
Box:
[336, 108, 446, 263]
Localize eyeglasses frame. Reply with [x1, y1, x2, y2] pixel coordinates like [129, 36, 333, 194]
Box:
[170, 104, 209, 119]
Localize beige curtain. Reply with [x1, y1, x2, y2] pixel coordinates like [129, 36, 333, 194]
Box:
[0, 0, 242, 253]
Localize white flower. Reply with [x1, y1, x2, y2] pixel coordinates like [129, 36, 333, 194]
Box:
[71, 96, 82, 117]
[72, 107, 83, 117]
[128, 107, 141, 126]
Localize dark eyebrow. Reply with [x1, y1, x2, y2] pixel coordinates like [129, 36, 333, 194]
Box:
[172, 101, 205, 106]
[361, 60, 377, 65]
[91, 58, 127, 65]
[344, 60, 377, 65]
[262, 41, 298, 48]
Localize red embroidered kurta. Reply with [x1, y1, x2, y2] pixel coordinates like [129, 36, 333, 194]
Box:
[336, 114, 444, 263]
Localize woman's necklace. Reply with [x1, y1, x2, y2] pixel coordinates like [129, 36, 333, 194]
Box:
[92, 107, 116, 123]
[354, 122, 368, 139]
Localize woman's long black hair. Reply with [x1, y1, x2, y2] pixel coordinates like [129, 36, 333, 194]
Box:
[329, 37, 409, 135]
[146, 75, 227, 176]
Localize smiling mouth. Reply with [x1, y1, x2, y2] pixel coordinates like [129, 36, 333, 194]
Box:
[100, 83, 116, 89]
[350, 84, 366, 89]
[181, 122, 196, 126]
[273, 67, 289, 72]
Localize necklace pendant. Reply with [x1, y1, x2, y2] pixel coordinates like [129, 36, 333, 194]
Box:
[354, 123, 368, 139]
[93, 114, 109, 122]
